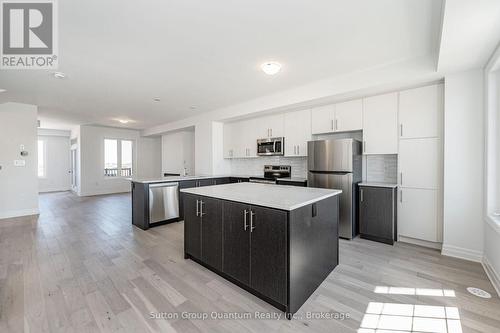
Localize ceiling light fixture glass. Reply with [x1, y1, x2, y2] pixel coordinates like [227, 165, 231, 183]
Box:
[0, 89, 6, 93]
[261, 62, 282, 75]
[118, 119, 130, 124]
[53, 72, 66, 79]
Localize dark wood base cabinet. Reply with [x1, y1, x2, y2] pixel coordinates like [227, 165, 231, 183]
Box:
[359, 185, 397, 245]
[183, 193, 339, 317]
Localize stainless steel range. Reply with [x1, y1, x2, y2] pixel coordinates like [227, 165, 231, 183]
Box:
[249, 165, 291, 184]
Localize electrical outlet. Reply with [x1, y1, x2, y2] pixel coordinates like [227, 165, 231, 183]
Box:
[14, 160, 26, 167]
[20, 144, 25, 151]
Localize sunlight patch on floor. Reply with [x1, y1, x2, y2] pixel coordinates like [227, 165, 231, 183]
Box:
[374, 286, 456, 297]
[358, 302, 462, 333]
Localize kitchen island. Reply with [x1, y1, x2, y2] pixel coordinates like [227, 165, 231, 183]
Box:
[181, 182, 342, 318]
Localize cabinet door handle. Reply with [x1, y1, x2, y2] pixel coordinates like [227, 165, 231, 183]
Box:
[335, 119, 338, 130]
[400, 190, 403, 203]
[360, 189, 364, 202]
[200, 200, 205, 216]
[250, 211, 256, 232]
[363, 141, 366, 153]
[294, 146, 296, 155]
[196, 199, 199, 216]
[400, 124, 403, 137]
[400, 172, 403, 185]
[297, 145, 300, 155]
[270, 128, 272, 137]
[331, 119, 334, 131]
[244, 209, 249, 230]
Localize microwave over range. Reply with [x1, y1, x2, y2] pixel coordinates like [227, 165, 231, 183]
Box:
[257, 137, 284, 156]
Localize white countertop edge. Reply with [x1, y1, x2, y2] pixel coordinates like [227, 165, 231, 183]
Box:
[180, 187, 342, 211]
[358, 182, 398, 189]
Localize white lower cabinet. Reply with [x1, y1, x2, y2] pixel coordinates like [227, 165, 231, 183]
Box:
[284, 109, 311, 157]
[398, 188, 441, 243]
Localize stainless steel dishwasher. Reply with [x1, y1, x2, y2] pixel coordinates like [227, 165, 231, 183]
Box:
[148, 182, 180, 223]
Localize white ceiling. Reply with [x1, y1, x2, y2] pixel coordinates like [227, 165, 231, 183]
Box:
[1, 0, 444, 130]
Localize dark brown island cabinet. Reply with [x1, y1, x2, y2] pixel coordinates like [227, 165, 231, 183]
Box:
[131, 177, 233, 230]
[182, 188, 340, 318]
[358, 184, 398, 245]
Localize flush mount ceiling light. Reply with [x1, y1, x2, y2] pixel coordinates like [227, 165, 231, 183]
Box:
[53, 72, 66, 79]
[153, 97, 161, 102]
[261, 62, 282, 75]
[118, 119, 130, 124]
[0, 89, 6, 93]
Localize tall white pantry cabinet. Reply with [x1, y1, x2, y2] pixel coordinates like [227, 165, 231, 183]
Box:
[397, 84, 444, 245]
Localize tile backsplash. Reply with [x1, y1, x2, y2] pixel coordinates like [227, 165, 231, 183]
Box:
[365, 154, 398, 183]
[230, 156, 308, 178]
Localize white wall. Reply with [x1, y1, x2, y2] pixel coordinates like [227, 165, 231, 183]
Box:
[161, 130, 195, 175]
[79, 125, 161, 196]
[442, 69, 485, 262]
[38, 129, 71, 193]
[0, 103, 39, 218]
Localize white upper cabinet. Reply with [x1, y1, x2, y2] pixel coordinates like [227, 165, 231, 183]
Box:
[362, 93, 398, 154]
[284, 109, 311, 157]
[398, 138, 441, 189]
[223, 122, 235, 158]
[334, 99, 363, 132]
[311, 104, 335, 134]
[399, 84, 443, 139]
[256, 114, 284, 138]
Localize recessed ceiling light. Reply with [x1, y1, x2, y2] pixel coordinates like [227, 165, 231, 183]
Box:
[153, 97, 161, 102]
[190, 106, 197, 110]
[261, 62, 282, 75]
[53, 72, 66, 79]
[0, 89, 6, 93]
[118, 119, 130, 124]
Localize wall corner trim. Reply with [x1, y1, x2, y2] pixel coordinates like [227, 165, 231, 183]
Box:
[441, 244, 483, 262]
[482, 256, 500, 297]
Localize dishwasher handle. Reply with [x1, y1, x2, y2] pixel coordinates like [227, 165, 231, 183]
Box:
[149, 182, 179, 188]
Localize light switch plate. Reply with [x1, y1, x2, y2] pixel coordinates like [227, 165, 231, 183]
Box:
[14, 160, 26, 167]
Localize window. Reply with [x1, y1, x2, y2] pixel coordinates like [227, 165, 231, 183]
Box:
[104, 139, 133, 177]
[38, 139, 45, 178]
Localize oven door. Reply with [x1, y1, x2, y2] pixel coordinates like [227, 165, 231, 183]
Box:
[257, 138, 284, 156]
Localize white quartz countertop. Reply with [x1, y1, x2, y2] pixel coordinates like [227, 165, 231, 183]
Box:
[358, 182, 398, 189]
[128, 175, 256, 184]
[180, 182, 342, 211]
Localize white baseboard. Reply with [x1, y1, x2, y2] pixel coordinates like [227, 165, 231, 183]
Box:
[79, 189, 130, 197]
[482, 256, 500, 297]
[39, 187, 71, 193]
[398, 235, 442, 250]
[0, 208, 40, 219]
[441, 244, 483, 262]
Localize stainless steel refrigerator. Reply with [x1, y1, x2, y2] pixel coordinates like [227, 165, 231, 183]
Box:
[308, 139, 362, 239]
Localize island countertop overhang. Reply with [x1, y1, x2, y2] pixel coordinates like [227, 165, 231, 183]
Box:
[180, 182, 342, 211]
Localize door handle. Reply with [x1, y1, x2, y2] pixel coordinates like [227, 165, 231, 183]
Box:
[335, 119, 338, 130]
[297, 145, 300, 155]
[400, 172, 403, 185]
[400, 190, 403, 203]
[270, 128, 272, 137]
[196, 199, 199, 216]
[331, 119, 334, 131]
[244, 209, 249, 230]
[400, 124, 403, 137]
[200, 200, 205, 216]
[294, 145, 296, 155]
[360, 189, 364, 202]
[250, 211, 256, 232]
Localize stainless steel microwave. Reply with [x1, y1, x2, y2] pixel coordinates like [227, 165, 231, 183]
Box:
[257, 137, 284, 156]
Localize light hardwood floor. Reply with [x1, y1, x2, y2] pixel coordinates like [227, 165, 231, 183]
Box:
[0, 191, 499, 333]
